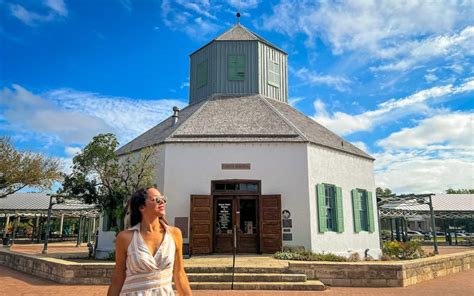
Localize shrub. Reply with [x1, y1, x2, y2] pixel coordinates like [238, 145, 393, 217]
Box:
[106, 250, 116, 261]
[273, 249, 347, 262]
[382, 240, 426, 260]
[348, 252, 361, 262]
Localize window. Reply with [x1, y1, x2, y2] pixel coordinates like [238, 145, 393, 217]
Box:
[352, 189, 375, 233]
[213, 182, 259, 193]
[228, 55, 245, 80]
[268, 59, 280, 87]
[316, 183, 344, 233]
[325, 185, 336, 231]
[197, 60, 208, 88]
[358, 190, 368, 231]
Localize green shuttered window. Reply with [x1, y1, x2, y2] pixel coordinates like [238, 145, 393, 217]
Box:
[228, 55, 245, 80]
[316, 183, 344, 233]
[197, 60, 208, 88]
[352, 189, 375, 233]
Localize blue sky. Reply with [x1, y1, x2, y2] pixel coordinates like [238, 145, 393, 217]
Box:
[0, 0, 473, 193]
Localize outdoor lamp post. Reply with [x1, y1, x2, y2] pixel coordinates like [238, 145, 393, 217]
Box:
[417, 194, 439, 255]
[42, 194, 65, 254]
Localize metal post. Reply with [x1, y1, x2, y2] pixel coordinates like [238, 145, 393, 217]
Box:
[76, 216, 83, 247]
[92, 217, 96, 243]
[428, 194, 439, 254]
[376, 204, 382, 247]
[59, 214, 64, 239]
[3, 214, 10, 240]
[390, 218, 394, 240]
[12, 214, 19, 245]
[231, 224, 237, 290]
[395, 218, 401, 241]
[42, 195, 54, 254]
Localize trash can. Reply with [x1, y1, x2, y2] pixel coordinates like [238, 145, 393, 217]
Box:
[2, 237, 10, 246]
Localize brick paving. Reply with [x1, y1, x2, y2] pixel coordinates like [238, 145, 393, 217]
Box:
[1, 265, 473, 296]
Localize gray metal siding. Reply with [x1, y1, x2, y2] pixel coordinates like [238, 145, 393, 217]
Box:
[189, 43, 216, 104]
[258, 43, 288, 103]
[190, 41, 258, 104]
[214, 41, 258, 96]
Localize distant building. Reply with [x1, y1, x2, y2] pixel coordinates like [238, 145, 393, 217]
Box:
[96, 23, 380, 259]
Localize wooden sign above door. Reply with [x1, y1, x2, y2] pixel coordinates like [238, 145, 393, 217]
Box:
[221, 163, 251, 170]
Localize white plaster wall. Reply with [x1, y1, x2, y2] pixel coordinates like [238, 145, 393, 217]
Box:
[163, 142, 311, 248]
[307, 144, 381, 258]
[95, 214, 116, 259]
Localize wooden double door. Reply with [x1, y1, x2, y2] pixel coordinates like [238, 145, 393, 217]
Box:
[190, 194, 282, 255]
[214, 196, 258, 253]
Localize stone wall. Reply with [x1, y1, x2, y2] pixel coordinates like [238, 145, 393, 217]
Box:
[0, 249, 114, 284]
[1, 248, 472, 287]
[288, 250, 474, 287]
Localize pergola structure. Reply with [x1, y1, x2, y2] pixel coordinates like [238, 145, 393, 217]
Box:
[378, 193, 474, 252]
[0, 192, 99, 249]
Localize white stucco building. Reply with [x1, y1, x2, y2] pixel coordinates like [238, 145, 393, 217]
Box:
[96, 23, 381, 259]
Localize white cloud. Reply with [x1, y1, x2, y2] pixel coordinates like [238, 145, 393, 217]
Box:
[371, 26, 474, 72]
[377, 113, 473, 150]
[0, 84, 187, 146]
[424, 73, 438, 83]
[293, 67, 351, 91]
[226, 0, 260, 9]
[373, 112, 473, 193]
[312, 79, 474, 136]
[65, 146, 82, 157]
[9, 1, 68, 26]
[45, 0, 68, 17]
[288, 96, 304, 107]
[161, 0, 222, 40]
[258, 1, 472, 71]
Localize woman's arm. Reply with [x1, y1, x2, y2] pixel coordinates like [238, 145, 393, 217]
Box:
[171, 227, 192, 295]
[107, 231, 129, 296]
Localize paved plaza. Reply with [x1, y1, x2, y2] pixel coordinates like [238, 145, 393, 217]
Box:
[1, 243, 473, 295]
[1, 265, 473, 296]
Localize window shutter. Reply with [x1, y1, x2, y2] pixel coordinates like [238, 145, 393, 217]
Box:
[335, 186, 344, 233]
[316, 184, 327, 233]
[352, 189, 361, 233]
[367, 191, 375, 233]
[228, 55, 245, 80]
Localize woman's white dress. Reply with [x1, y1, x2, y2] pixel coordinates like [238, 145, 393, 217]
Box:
[120, 222, 176, 296]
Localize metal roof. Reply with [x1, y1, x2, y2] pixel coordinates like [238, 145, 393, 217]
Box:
[380, 194, 474, 219]
[0, 193, 99, 217]
[191, 24, 287, 56]
[116, 94, 373, 160]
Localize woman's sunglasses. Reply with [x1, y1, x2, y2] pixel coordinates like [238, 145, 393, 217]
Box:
[153, 195, 167, 205]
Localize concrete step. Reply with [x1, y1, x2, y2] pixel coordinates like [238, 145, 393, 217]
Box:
[185, 266, 290, 274]
[188, 280, 326, 291]
[187, 273, 307, 282]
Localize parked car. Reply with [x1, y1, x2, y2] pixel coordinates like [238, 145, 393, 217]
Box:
[407, 231, 425, 239]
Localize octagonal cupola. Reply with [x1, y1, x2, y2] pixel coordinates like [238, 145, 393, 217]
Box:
[189, 23, 288, 104]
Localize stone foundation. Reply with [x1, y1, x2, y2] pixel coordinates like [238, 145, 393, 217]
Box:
[289, 250, 474, 287]
[1, 248, 472, 287]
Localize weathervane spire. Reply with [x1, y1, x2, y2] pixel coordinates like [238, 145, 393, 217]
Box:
[236, 0, 241, 24]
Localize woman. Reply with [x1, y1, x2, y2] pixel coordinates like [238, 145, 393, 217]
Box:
[108, 187, 192, 296]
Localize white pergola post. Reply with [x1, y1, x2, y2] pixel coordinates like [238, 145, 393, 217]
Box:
[59, 214, 64, 238]
[3, 214, 10, 239]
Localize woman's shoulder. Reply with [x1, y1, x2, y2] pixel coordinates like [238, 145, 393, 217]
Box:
[167, 226, 183, 240]
[116, 229, 134, 246]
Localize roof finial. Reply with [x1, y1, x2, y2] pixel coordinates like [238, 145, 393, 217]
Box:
[236, 0, 241, 24]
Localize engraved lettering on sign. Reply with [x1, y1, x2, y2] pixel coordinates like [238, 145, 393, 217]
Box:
[221, 163, 251, 170]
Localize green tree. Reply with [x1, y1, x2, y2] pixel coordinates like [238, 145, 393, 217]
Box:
[0, 137, 62, 198]
[446, 188, 474, 194]
[376, 187, 393, 197]
[60, 133, 156, 231]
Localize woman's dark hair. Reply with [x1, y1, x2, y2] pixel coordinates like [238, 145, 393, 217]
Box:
[130, 188, 149, 227]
